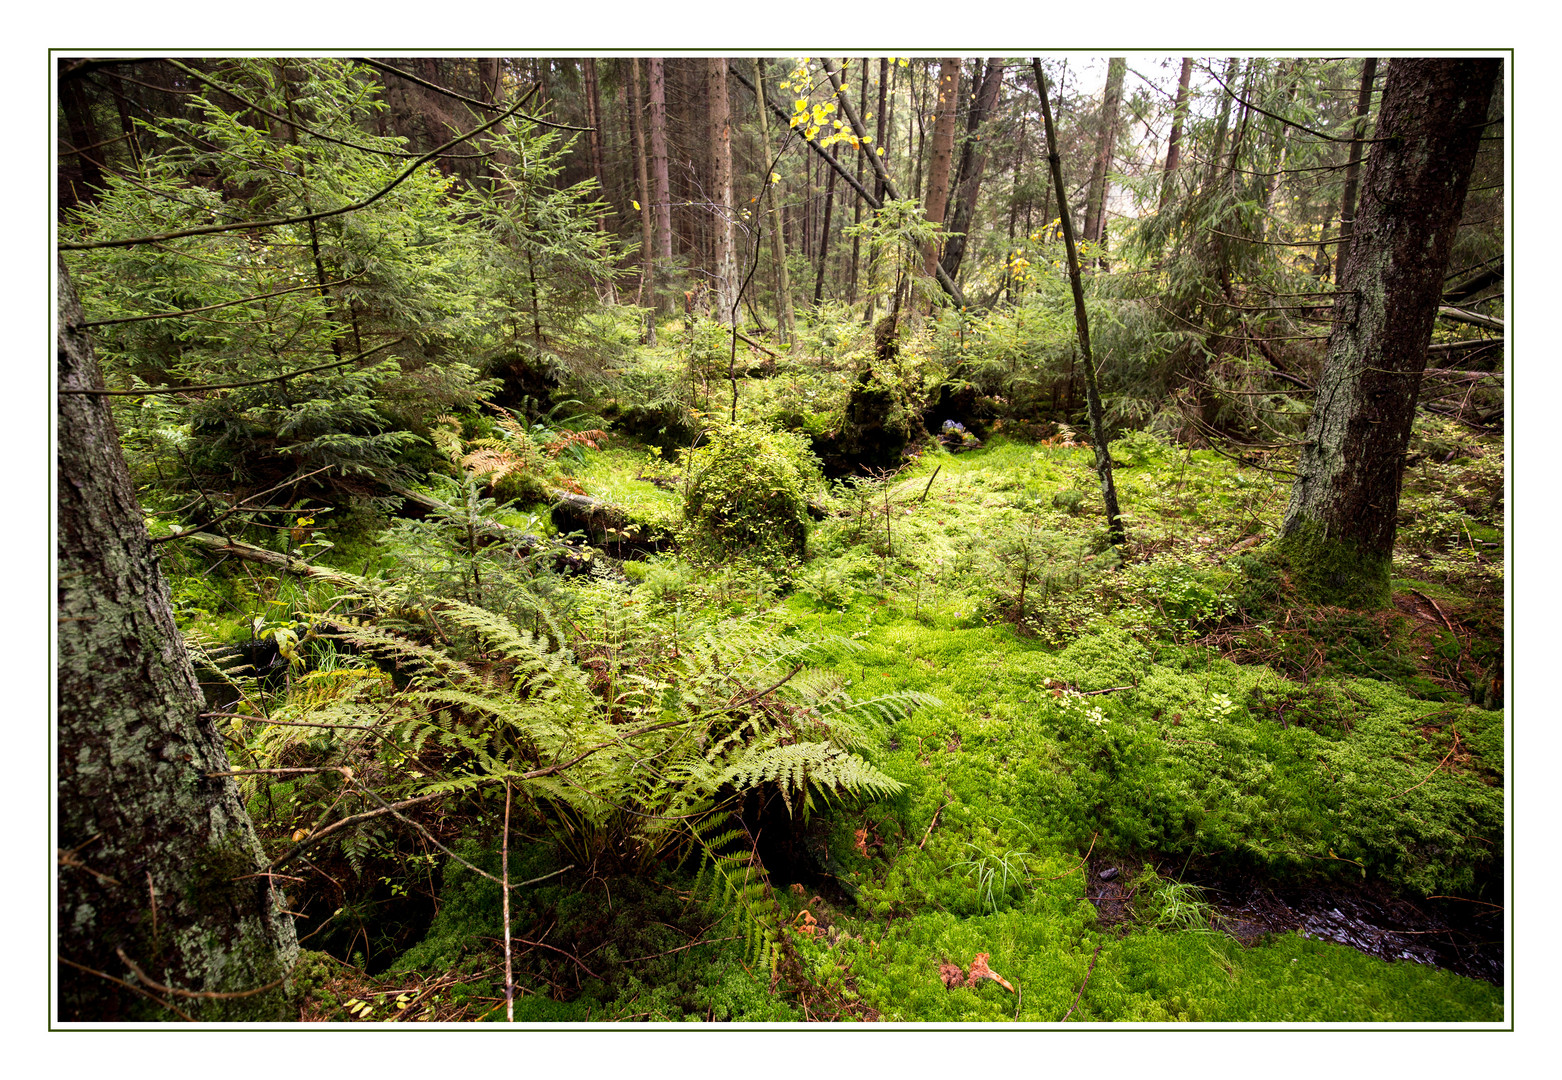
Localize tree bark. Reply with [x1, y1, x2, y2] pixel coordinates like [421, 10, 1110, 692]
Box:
[1033, 61, 1125, 545]
[628, 58, 657, 341]
[1278, 58, 1498, 605]
[56, 258, 299, 1021]
[647, 58, 674, 268]
[921, 59, 962, 281]
[939, 58, 1004, 283]
[1082, 58, 1126, 266]
[1158, 57, 1194, 211]
[707, 59, 737, 325]
[814, 138, 840, 306]
[750, 60, 795, 343]
[1334, 58, 1379, 287]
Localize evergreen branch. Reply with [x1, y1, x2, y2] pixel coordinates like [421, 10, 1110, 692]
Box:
[59, 86, 537, 251]
[164, 60, 426, 160]
[77, 272, 365, 328]
[58, 336, 404, 397]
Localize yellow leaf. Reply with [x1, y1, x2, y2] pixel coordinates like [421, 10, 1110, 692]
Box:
[770, 172, 781, 183]
[631, 199, 641, 211]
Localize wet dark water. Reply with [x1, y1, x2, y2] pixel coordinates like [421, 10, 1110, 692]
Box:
[1086, 857, 1503, 985]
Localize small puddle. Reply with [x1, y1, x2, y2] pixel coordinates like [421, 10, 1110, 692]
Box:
[1086, 859, 1503, 985]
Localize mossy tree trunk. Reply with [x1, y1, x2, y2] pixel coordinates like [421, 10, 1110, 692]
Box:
[1277, 58, 1498, 606]
[56, 259, 298, 1021]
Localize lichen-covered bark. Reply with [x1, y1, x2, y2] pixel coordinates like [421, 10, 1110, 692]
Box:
[56, 258, 298, 1021]
[1279, 58, 1499, 605]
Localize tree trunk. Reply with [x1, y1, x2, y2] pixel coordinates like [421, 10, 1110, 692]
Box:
[56, 258, 299, 1021]
[1277, 58, 1498, 605]
[1204, 57, 1241, 191]
[1335, 58, 1379, 287]
[628, 58, 657, 343]
[647, 58, 674, 268]
[707, 59, 737, 325]
[583, 59, 611, 231]
[1082, 57, 1126, 265]
[814, 139, 840, 306]
[1033, 61, 1125, 545]
[939, 58, 1005, 283]
[1158, 57, 1194, 210]
[921, 59, 962, 281]
[751, 59, 796, 343]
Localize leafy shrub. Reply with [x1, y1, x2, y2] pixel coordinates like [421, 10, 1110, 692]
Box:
[680, 422, 822, 568]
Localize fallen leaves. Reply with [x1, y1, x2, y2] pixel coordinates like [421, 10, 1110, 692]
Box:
[938, 952, 1015, 993]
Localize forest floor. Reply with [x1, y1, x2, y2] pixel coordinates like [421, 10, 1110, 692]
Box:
[177, 417, 1505, 1025]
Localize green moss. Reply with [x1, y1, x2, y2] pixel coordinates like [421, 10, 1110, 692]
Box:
[1274, 517, 1392, 607]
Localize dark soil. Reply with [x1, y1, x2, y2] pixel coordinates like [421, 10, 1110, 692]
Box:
[1085, 856, 1502, 985]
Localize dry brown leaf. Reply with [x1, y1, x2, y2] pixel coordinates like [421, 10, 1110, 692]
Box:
[967, 952, 1015, 993]
[855, 828, 870, 857]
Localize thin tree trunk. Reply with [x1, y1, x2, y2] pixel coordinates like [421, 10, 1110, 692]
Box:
[814, 139, 840, 306]
[751, 59, 795, 343]
[1033, 60, 1125, 546]
[1204, 57, 1241, 191]
[1082, 57, 1126, 266]
[1159, 57, 1194, 210]
[708, 59, 737, 325]
[629, 58, 657, 343]
[1335, 58, 1379, 287]
[583, 59, 610, 231]
[848, 57, 869, 303]
[647, 59, 674, 268]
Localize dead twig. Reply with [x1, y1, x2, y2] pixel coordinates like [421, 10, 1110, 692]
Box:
[1061, 943, 1104, 1022]
[59, 956, 196, 1022]
[918, 792, 950, 850]
[1391, 728, 1462, 799]
[1049, 832, 1098, 880]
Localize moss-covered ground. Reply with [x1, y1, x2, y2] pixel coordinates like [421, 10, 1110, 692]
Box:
[250, 416, 1504, 1025]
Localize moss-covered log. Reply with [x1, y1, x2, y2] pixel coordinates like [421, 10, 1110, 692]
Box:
[1277, 58, 1499, 606]
[57, 259, 298, 1021]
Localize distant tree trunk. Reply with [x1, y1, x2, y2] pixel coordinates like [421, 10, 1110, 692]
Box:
[752, 59, 796, 343]
[1082, 57, 1126, 266]
[1033, 60, 1125, 546]
[939, 58, 1003, 283]
[707, 58, 737, 325]
[1204, 57, 1241, 191]
[1159, 57, 1194, 210]
[848, 57, 869, 303]
[629, 58, 657, 343]
[59, 67, 106, 212]
[875, 58, 889, 202]
[647, 58, 674, 269]
[1334, 58, 1379, 287]
[814, 138, 840, 306]
[922, 58, 962, 281]
[57, 258, 299, 1021]
[1277, 58, 1498, 606]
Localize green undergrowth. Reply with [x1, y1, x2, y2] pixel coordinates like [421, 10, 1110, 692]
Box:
[176, 426, 1503, 1024]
